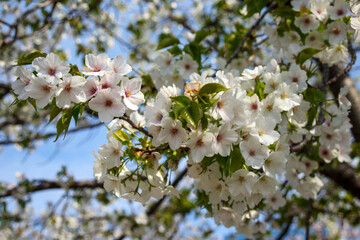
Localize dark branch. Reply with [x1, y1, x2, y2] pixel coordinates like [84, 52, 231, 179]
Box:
[225, 2, 276, 67]
[0, 179, 102, 198]
[275, 215, 294, 240]
[0, 122, 103, 146]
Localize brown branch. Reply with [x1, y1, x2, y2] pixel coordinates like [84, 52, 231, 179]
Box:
[318, 38, 357, 88]
[320, 65, 360, 200]
[116, 168, 188, 240]
[275, 215, 294, 240]
[0, 179, 102, 198]
[0, 122, 103, 146]
[225, 2, 276, 67]
[320, 163, 360, 200]
[119, 116, 152, 137]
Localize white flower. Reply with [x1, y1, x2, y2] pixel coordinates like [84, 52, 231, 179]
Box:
[153, 51, 174, 74]
[83, 77, 99, 100]
[260, 94, 282, 123]
[305, 31, 325, 49]
[294, 14, 320, 34]
[99, 73, 121, 91]
[120, 77, 145, 110]
[55, 75, 86, 108]
[212, 90, 236, 121]
[177, 54, 198, 79]
[88, 89, 125, 123]
[309, 0, 329, 21]
[253, 175, 278, 196]
[296, 176, 323, 199]
[144, 104, 168, 127]
[98, 136, 123, 169]
[324, 21, 347, 45]
[158, 117, 188, 150]
[32, 52, 69, 84]
[12, 67, 34, 100]
[25, 77, 56, 108]
[263, 151, 287, 177]
[281, 64, 308, 93]
[350, 16, 360, 43]
[291, 0, 309, 12]
[109, 55, 132, 75]
[250, 116, 280, 146]
[207, 180, 230, 205]
[240, 136, 269, 169]
[187, 131, 215, 163]
[213, 124, 238, 156]
[274, 83, 302, 111]
[327, 45, 349, 66]
[319, 146, 337, 163]
[328, 0, 348, 20]
[82, 53, 109, 76]
[266, 191, 286, 210]
[227, 169, 257, 197]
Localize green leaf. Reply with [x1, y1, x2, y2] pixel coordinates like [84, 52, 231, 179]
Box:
[230, 148, 244, 174]
[15, 52, 47, 66]
[167, 45, 182, 56]
[304, 88, 325, 103]
[194, 30, 212, 44]
[198, 83, 228, 96]
[201, 114, 209, 131]
[296, 48, 321, 65]
[244, 0, 268, 17]
[54, 119, 64, 142]
[188, 102, 201, 129]
[183, 42, 202, 67]
[171, 96, 191, 106]
[71, 104, 83, 125]
[306, 105, 318, 129]
[62, 110, 72, 136]
[172, 104, 185, 119]
[181, 108, 195, 127]
[254, 81, 265, 100]
[69, 64, 81, 76]
[27, 98, 37, 110]
[49, 104, 62, 124]
[113, 129, 129, 144]
[157, 33, 180, 50]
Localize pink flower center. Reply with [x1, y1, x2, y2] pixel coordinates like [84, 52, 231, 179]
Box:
[105, 99, 113, 107]
[337, 9, 344, 16]
[249, 150, 256, 157]
[216, 134, 223, 142]
[42, 85, 51, 92]
[171, 128, 178, 135]
[94, 66, 101, 72]
[125, 90, 131, 98]
[48, 68, 56, 76]
[196, 139, 204, 147]
[89, 87, 97, 96]
[65, 84, 72, 92]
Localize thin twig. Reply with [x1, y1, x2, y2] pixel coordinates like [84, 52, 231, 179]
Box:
[305, 198, 313, 240]
[225, 2, 276, 67]
[275, 215, 294, 240]
[318, 38, 357, 88]
[0, 122, 103, 146]
[119, 116, 152, 137]
[0, 179, 102, 198]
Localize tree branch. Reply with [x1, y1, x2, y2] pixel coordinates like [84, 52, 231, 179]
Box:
[225, 2, 276, 67]
[0, 179, 102, 198]
[0, 122, 103, 146]
[275, 215, 294, 240]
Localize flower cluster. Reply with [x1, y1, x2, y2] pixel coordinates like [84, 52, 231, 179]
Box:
[10, 0, 359, 237]
[12, 53, 143, 123]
